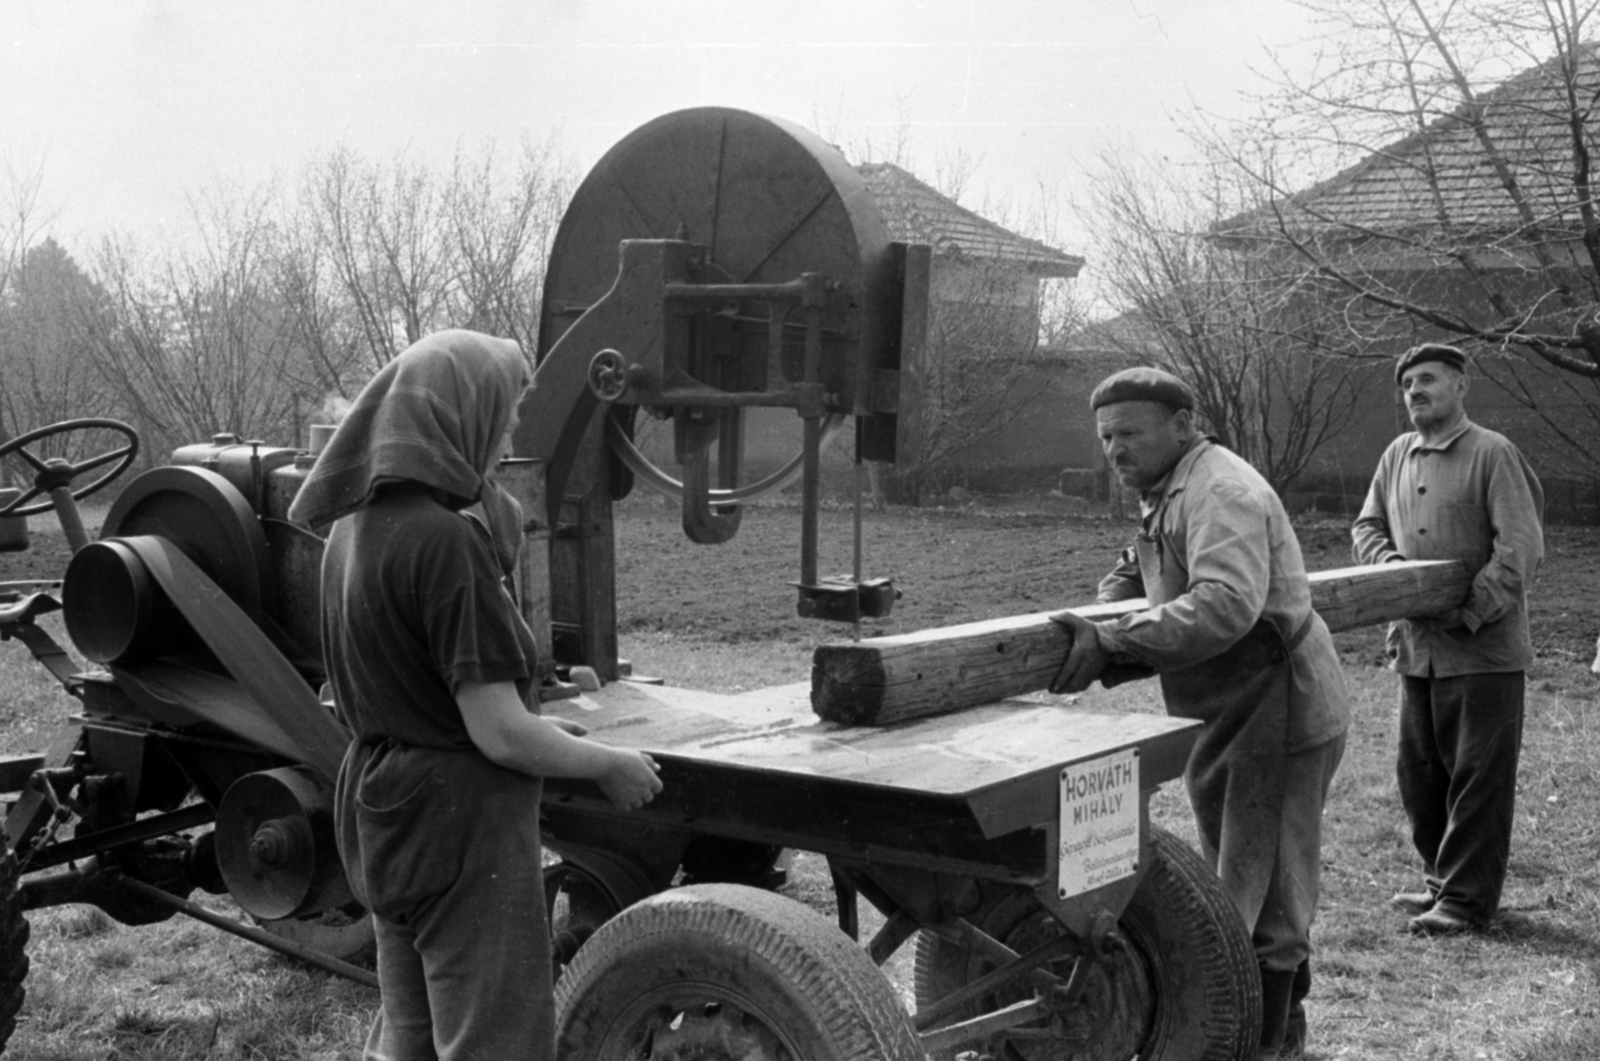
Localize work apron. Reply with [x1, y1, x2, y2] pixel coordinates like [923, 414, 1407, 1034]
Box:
[1133, 530, 1328, 965]
[1161, 610, 1325, 969]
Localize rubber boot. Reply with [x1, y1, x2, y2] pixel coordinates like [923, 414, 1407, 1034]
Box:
[1283, 959, 1312, 1056]
[1258, 966, 1298, 1059]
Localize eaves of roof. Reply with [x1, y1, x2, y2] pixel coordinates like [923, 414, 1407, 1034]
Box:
[857, 162, 1084, 278]
[1216, 41, 1600, 243]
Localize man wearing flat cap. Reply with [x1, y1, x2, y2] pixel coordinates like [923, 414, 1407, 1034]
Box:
[1050, 365, 1350, 1058]
[1353, 343, 1543, 937]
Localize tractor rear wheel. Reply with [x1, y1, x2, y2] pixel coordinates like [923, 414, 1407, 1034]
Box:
[0, 834, 30, 1053]
[555, 883, 923, 1061]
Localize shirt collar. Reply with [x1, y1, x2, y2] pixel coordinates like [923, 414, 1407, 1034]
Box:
[1407, 417, 1474, 455]
[1139, 436, 1213, 516]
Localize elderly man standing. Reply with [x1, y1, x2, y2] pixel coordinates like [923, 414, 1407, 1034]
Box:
[1051, 366, 1350, 1059]
[1352, 343, 1543, 937]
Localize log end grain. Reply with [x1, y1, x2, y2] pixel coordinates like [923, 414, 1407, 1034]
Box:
[810, 645, 887, 725]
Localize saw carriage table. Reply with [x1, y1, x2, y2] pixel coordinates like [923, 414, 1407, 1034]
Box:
[0, 108, 1467, 1060]
[536, 677, 1252, 1061]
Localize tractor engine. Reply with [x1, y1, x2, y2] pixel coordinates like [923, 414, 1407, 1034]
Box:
[48, 433, 356, 925]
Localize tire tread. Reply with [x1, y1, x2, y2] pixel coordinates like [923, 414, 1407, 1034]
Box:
[556, 883, 923, 1061]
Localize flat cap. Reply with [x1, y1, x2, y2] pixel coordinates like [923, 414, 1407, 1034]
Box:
[1090, 366, 1194, 412]
[1395, 343, 1466, 384]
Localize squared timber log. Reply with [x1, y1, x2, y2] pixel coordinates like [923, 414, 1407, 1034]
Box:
[811, 559, 1469, 726]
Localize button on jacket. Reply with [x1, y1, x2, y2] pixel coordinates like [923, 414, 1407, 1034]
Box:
[1352, 420, 1544, 677]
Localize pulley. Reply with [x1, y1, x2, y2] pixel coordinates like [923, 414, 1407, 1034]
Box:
[63, 466, 271, 664]
[214, 766, 351, 921]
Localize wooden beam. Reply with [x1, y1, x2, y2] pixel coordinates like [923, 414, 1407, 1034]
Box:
[811, 560, 1469, 726]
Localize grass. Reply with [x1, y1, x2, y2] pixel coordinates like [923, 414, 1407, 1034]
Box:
[13, 901, 374, 1059]
[627, 631, 1600, 1059]
[1301, 664, 1600, 1059]
[2, 497, 1599, 1058]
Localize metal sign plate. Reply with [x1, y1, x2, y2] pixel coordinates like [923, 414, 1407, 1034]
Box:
[1058, 748, 1140, 899]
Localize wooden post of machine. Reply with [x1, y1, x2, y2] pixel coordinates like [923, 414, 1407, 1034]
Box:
[493, 457, 555, 683]
[890, 243, 930, 505]
[547, 411, 621, 683]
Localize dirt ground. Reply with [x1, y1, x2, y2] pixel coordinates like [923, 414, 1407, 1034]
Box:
[5, 489, 1597, 669]
[4, 488, 1600, 1059]
[610, 491, 1600, 673]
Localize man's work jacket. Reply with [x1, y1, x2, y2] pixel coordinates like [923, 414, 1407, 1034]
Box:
[1351, 419, 1544, 678]
[1093, 438, 1350, 757]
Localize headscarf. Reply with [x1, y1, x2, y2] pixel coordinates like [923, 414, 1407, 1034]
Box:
[288, 331, 531, 565]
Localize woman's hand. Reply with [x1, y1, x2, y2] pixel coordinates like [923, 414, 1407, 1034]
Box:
[599, 750, 663, 811]
[459, 681, 660, 807]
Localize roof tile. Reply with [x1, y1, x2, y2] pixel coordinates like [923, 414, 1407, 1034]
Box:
[1234, 42, 1600, 242]
[857, 162, 1083, 276]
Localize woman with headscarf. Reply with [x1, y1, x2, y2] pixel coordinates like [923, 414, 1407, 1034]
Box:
[289, 329, 663, 1060]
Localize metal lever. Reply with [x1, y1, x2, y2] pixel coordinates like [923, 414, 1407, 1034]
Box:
[679, 414, 741, 544]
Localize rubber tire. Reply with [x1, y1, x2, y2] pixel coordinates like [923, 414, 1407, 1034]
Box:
[914, 826, 1260, 1061]
[545, 861, 626, 980]
[0, 834, 30, 1054]
[555, 883, 924, 1061]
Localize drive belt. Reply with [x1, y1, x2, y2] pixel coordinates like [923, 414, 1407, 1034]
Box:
[111, 535, 348, 781]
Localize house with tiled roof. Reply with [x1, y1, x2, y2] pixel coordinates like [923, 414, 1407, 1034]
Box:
[855, 162, 1097, 496]
[859, 162, 1084, 274]
[1231, 41, 1600, 257]
[1209, 42, 1600, 520]
[858, 162, 1083, 357]
[723, 162, 1092, 499]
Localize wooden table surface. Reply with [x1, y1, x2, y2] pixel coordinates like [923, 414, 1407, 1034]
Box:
[545, 680, 1198, 843]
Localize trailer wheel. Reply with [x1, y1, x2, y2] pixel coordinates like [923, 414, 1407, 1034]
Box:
[0, 834, 30, 1053]
[914, 826, 1260, 1061]
[555, 883, 923, 1061]
[545, 861, 625, 979]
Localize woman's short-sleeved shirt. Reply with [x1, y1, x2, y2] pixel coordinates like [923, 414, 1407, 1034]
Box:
[322, 486, 536, 749]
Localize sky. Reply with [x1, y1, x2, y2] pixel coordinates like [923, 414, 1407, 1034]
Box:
[1, 0, 1324, 265]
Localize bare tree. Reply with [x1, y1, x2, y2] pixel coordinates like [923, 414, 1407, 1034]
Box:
[831, 126, 1089, 502]
[79, 183, 305, 457]
[0, 167, 52, 456]
[1081, 144, 1377, 494]
[0, 238, 116, 483]
[268, 182, 369, 425]
[298, 138, 573, 374]
[442, 137, 574, 355]
[0, 164, 47, 307]
[1205, 0, 1600, 479]
[303, 147, 452, 368]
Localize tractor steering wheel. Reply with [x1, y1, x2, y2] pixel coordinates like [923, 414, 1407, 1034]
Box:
[0, 419, 141, 518]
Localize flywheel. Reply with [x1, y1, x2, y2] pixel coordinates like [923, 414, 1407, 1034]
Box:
[538, 105, 896, 399]
[537, 107, 901, 507]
